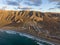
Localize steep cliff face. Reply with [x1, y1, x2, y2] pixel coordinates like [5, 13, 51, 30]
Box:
[0, 10, 60, 41]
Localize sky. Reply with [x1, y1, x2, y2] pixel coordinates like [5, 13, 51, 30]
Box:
[0, 0, 60, 12]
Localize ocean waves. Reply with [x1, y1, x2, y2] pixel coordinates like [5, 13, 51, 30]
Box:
[0, 29, 55, 45]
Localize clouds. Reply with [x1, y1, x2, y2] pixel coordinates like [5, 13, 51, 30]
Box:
[57, 2, 60, 5]
[49, 0, 60, 2]
[4, 0, 42, 8]
[0, 0, 41, 11]
[17, 6, 32, 10]
[6, 0, 41, 6]
[48, 0, 60, 10]
[56, 4, 60, 9]
[54, 1, 60, 9]
[0, 0, 60, 12]
[48, 8, 55, 10]
[56, 2, 60, 8]
[24, 2, 40, 6]
[48, 0, 60, 5]
[24, 0, 41, 6]
[6, 1, 19, 6]
[6, 0, 23, 6]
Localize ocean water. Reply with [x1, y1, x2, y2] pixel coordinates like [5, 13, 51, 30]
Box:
[0, 30, 54, 45]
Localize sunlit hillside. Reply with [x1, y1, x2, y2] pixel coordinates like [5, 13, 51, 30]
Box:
[0, 10, 60, 43]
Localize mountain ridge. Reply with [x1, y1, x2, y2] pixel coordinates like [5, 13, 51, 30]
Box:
[0, 10, 60, 44]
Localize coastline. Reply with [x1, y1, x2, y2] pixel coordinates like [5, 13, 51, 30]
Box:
[0, 9, 60, 45]
[0, 27, 60, 45]
[0, 29, 54, 45]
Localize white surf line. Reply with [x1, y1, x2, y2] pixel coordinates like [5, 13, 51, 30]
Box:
[37, 42, 44, 45]
[0, 29, 17, 34]
[0, 29, 55, 45]
[18, 32, 55, 45]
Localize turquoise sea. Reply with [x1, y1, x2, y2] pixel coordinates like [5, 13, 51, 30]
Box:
[0, 30, 54, 45]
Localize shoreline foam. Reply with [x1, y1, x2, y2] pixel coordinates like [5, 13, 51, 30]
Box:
[0, 29, 55, 45]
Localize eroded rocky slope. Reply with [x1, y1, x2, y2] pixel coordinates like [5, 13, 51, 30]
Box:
[0, 10, 60, 43]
